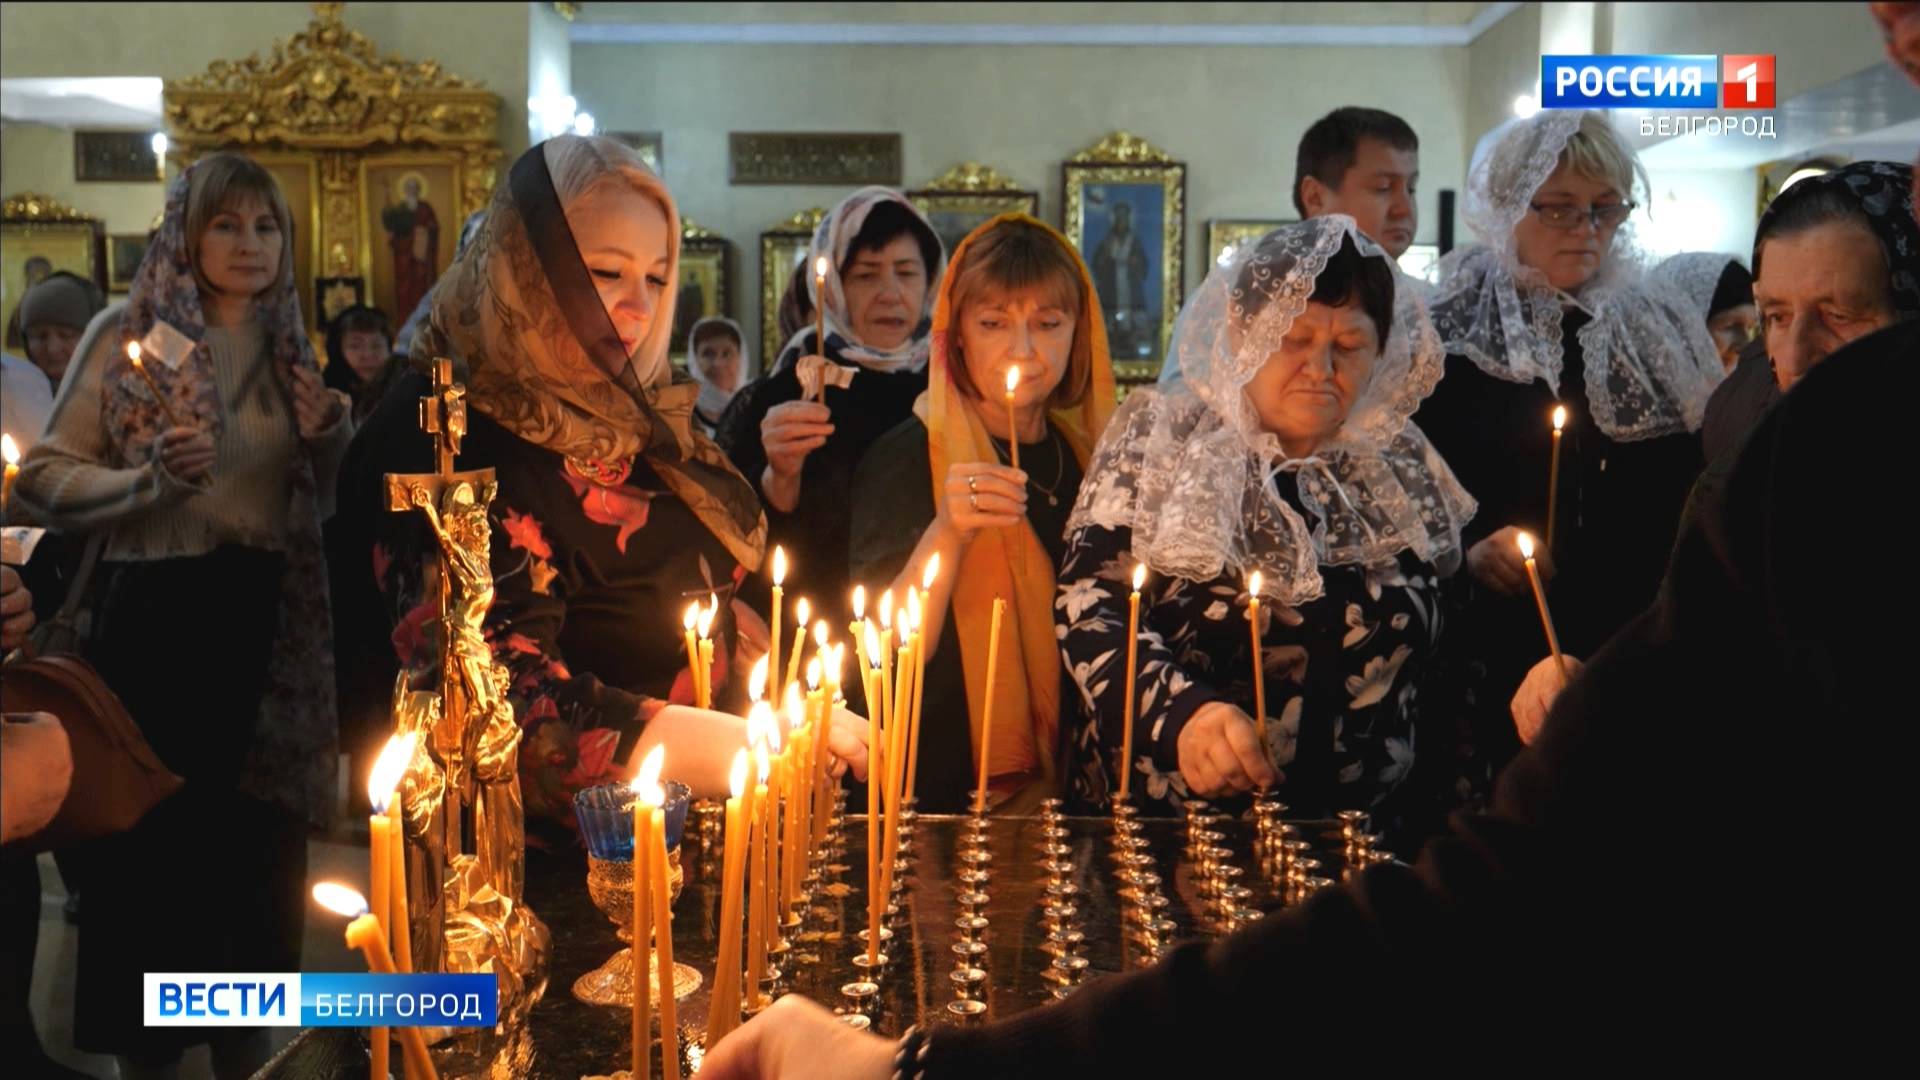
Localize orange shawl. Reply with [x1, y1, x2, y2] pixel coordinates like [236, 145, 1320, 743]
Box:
[917, 213, 1116, 788]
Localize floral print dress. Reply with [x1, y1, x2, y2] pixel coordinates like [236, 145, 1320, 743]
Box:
[341, 370, 747, 833]
[1056, 475, 1446, 820]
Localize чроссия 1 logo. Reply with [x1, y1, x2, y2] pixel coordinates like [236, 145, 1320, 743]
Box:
[1539, 54, 1775, 109]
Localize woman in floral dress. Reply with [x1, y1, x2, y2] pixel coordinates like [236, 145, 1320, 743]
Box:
[1056, 216, 1473, 826]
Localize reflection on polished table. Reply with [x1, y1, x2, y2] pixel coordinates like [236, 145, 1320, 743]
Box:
[257, 806, 1376, 1079]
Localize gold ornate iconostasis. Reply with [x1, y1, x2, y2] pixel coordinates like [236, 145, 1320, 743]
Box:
[162, 2, 501, 343]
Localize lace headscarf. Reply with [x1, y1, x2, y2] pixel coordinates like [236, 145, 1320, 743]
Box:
[1648, 252, 1748, 322]
[1431, 110, 1724, 440]
[779, 186, 945, 374]
[1067, 216, 1474, 607]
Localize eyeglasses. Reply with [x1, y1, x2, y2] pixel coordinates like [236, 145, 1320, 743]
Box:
[1528, 201, 1636, 231]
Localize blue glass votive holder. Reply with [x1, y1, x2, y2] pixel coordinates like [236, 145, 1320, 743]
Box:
[573, 779, 692, 860]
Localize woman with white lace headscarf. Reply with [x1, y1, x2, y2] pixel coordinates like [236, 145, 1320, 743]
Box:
[1415, 111, 1722, 766]
[1056, 217, 1473, 828]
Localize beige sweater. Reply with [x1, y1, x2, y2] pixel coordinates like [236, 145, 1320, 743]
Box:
[16, 303, 351, 561]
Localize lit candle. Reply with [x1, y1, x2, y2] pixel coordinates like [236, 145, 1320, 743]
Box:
[1117, 564, 1145, 804]
[759, 720, 783, 964]
[704, 750, 751, 1041]
[877, 589, 895, 739]
[632, 745, 678, 1080]
[127, 342, 186, 428]
[1004, 366, 1022, 473]
[973, 595, 1006, 815]
[806, 659, 832, 850]
[863, 635, 885, 964]
[1547, 406, 1566, 552]
[629, 748, 658, 1080]
[782, 686, 809, 912]
[768, 546, 786, 703]
[813, 255, 830, 400]
[1247, 569, 1266, 750]
[682, 603, 702, 707]
[745, 738, 771, 1003]
[697, 595, 718, 709]
[783, 597, 811, 695]
[1516, 532, 1569, 682]
[849, 586, 868, 673]
[906, 556, 936, 805]
[311, 884, 437, 1080]
[1, 433, 19, 515]
[367, 738, 410, 1080]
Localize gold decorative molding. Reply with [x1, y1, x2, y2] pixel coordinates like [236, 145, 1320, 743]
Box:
[1068, 131, 1176, 165]
[681, 216, 720, 242]
[2, 192, 97, 223]
[773, 207, 828, 233]
[164, 2, 501, 154]
[923, 161, 1026, 193]
[551, 2, 580, 21]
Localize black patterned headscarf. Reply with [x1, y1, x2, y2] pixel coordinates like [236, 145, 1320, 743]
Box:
[1754, 161, 1919, 319]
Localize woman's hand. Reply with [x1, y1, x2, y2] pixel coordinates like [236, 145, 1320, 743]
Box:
[700, 994, 894, 1080]
[1176, 701, 1277, 797]
[1, 566, 34, 651]
[291, 365, 346, 440]
[823, 705, 871, 783]
[1467, 525, 1555, 597]
[937, 461, 1028, 537]
[156, 426, 216, 485]
[760, 393, 835, 512]
[1510, 653, 1583, 745]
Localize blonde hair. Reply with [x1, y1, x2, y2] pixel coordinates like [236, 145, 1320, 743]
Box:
[540, 134, 682, 384]
[185, 151, 295, 298]
[1557, 112, 1645, 202]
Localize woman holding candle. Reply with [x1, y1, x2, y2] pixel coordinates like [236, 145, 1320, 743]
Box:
[333, 136, 870, 821]
[1415, 111, 1721, 769]
[716, 188, 945, 613]
[14, 152, 347, 1077]
[1056, 218, 1472, 823]
[848, 214, 1115, 813]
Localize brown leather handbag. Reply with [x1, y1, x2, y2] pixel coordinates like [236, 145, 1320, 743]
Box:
[2, 536, 183, 853]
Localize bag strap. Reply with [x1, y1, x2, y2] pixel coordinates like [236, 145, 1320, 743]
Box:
[56, 532, 107, 625]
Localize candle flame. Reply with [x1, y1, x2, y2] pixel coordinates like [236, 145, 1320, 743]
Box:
[793, 596, 810, 629]
[814, 255, 829, 281]
[1516, 531, 1536, 559]
[879, 588, 894, 629]
[698, 594, 718, 638]
[806, 656, 822, 691]
[865, 624, 884, 667]
[312, 881, 369, 918]
[754, 741, 771, 785]
[729, 749, 749, 799]
[922, 553, 940, 590]
[852, 585, 866, 620]
[748, 703, 779, 745]
[827, 644, 845, 688]
[785, 682, 806, 729]
[1, 432, 18, 466]
[906, 587, 922, 632]
[1552, 405, 1567, 432]
[749, 654, 769, 702]
[771, 545, 787, 586]
[630, 744, 666, 806]
[367, 732, 417, 813]
[126, 341, 142, 364]
[765, 714, 782, 752]
[1248, 569, 1263, 598]
[1005, 366, 1021, 395]
[683, 602, 699, 631]
[1131, 562, 1146, 592]
[813, 619, 829, 648]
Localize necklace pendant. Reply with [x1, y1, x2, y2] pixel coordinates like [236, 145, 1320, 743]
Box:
[1048, 493, 1058, 506]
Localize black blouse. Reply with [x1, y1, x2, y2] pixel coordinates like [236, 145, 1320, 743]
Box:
[847, 415, 1082, 812]
[715, 330, 927, 613]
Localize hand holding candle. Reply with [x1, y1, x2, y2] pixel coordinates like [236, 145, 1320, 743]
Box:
[1516, 532, 1568, 681]
[127, 342, 187, 428]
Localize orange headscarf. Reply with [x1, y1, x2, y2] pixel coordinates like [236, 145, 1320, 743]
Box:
[917, 213, 1116, 788]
